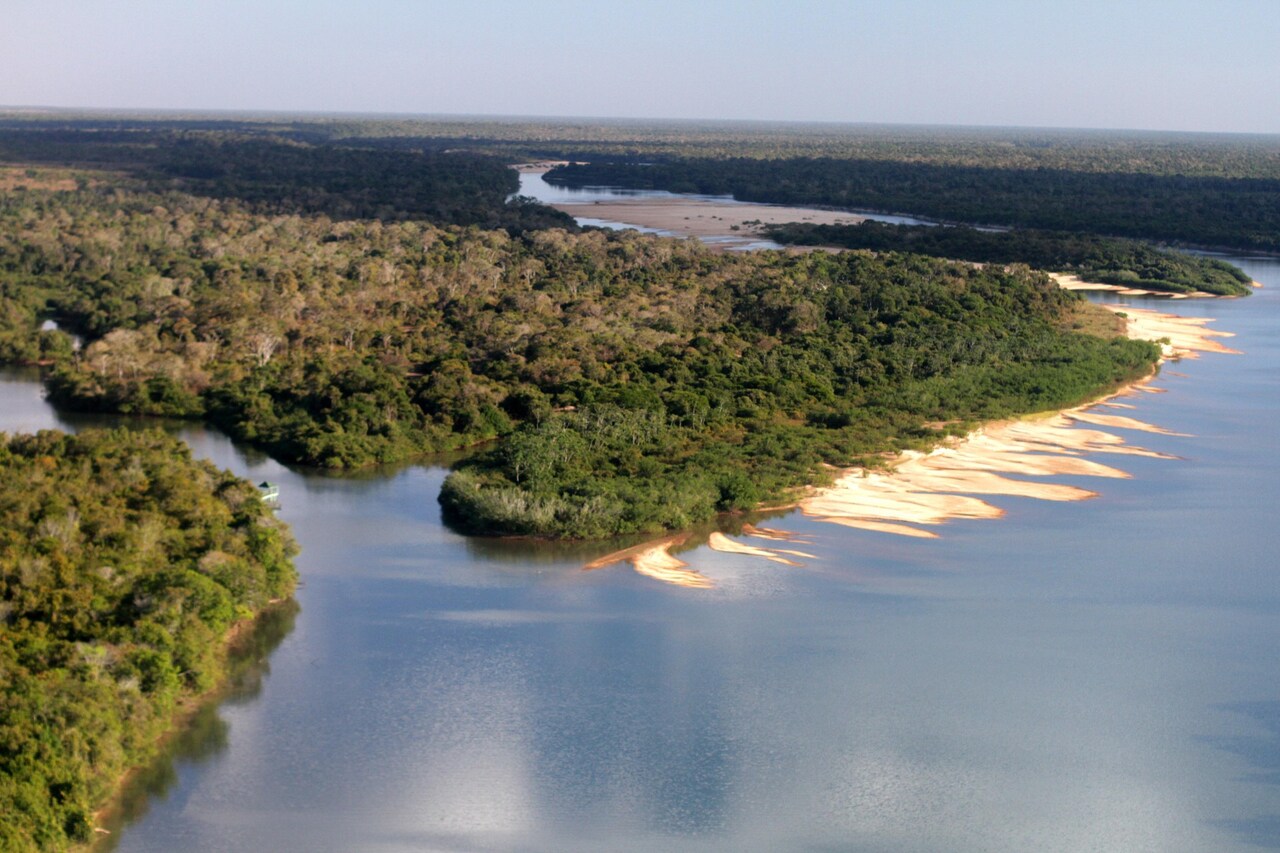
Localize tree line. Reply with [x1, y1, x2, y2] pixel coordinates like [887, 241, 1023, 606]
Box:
[2, 172, 1156, 511]
[763, 221, 1255, 296]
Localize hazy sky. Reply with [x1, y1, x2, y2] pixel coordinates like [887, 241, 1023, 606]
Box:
[2, 0, 1277, 133]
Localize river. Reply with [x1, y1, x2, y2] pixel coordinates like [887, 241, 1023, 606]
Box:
[3, 207, 1279, 849]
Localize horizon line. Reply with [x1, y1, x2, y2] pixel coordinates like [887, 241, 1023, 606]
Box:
[2, 104, 1277, 140]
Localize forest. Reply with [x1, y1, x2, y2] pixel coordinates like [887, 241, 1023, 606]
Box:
[763, 221, 1256, 296]
[0, 150, 1157, 537]
[0, 126, 574, 232]
[9, 113, 1279, 178]
[0, 428, 297, 852]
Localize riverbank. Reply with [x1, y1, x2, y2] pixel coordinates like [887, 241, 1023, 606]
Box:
[587, 304, 1237, 585]
[82, 600, 299, 849]
[796, 304, 1236, 539]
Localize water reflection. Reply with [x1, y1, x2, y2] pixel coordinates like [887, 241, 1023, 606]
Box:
[93, 602, 299, 851]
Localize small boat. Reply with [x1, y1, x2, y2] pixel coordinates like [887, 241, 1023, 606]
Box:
[258, 481, 281, 506]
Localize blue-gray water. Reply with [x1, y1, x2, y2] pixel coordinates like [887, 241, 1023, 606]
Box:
[2, 254, 1278, 851]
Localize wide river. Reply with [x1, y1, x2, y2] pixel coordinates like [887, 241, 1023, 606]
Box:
[3, 190, 1279, 851]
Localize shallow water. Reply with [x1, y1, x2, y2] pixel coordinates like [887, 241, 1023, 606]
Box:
[3, 257, 1279, 852]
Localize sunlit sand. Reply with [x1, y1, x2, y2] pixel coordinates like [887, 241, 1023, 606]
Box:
[1048, 272, 1214, 299]
[584, 300, 1238, 588]
[706, 532, 803, 565]
[552, 197, 864, 248]
[583, 535, 715, 589]
[1114, 305, 1241, 358]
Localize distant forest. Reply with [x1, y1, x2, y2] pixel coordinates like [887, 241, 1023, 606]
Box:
[546, 158, 1280, 252]
[763, 222, 1255, 296]
[0, 126, 574, 232]
[6, 113, 1277, 249]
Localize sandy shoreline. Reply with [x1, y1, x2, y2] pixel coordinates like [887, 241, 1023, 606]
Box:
[794, 305, 1236, 540]
[552, 172, 1247, 586]
[585, 305, 1238, 588]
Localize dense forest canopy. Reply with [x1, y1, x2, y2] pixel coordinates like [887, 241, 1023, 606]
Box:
[0, 127, 574, 232]
[6, 113, 1278, 249]
[0, 428, 297, 853]
[0, 162, 1157, 536]
[763, 222, 1256, 296]
[6, 112, 1280, 179]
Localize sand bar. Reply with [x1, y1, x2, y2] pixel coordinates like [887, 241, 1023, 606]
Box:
[554, 197, 865, 247]
[583, 534, 715, 589]
[706, 532, 804, 565]
[1114, 305, 1241, 358]
[1048, 272, 1217, 299]
[792, 304, 1233, 538]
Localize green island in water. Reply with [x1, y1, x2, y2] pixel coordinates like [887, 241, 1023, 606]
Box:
[0, 115, 1273, 850]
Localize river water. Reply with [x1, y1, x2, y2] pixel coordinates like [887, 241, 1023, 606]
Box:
[3, 223, 1278, 849]
[518, 170, 940, 250]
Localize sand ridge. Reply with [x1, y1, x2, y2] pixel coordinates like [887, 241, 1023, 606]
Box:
[583, 534, 715, 589]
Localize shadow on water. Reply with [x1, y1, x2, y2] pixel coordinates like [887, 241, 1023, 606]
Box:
[1202, 701, 1280, 849]
[91, 601, 300, 851]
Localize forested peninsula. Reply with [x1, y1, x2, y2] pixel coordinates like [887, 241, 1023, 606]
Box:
[0, 129, 1157, 539]
[0, 428, 297, 852]
[763, 222, 1256, 296]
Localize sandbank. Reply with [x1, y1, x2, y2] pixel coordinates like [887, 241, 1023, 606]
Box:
[551, 197, 865, 248]
[1047, 272, 1219, 299]
[511, 161, 576, 174]
[706, 532, 803, 565]
[793, 304, 1236, 538]
[1116, 305, 1240, 358]
[584, 534, 713, 589]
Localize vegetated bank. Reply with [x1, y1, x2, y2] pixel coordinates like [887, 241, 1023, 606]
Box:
[763, 221, 1256, 296]
[436, 252, 1159, 538]
[544, 158, 1280, 253]
[0, 137, 1157, 541]
[0, 428, 297, 853]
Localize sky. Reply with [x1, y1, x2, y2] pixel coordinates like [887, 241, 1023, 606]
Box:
[1, 0, 1277, 134]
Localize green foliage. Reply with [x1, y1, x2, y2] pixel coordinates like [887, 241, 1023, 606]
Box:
[764, 221, 1255, 296]
[0, 428, 298, 852]
[441, 253, 1160, 537]
[0, 127, 1161, 539]
[0, 128, 575, 233]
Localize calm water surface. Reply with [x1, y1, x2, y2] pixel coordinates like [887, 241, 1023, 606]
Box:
[3, 257, 1278, 852]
